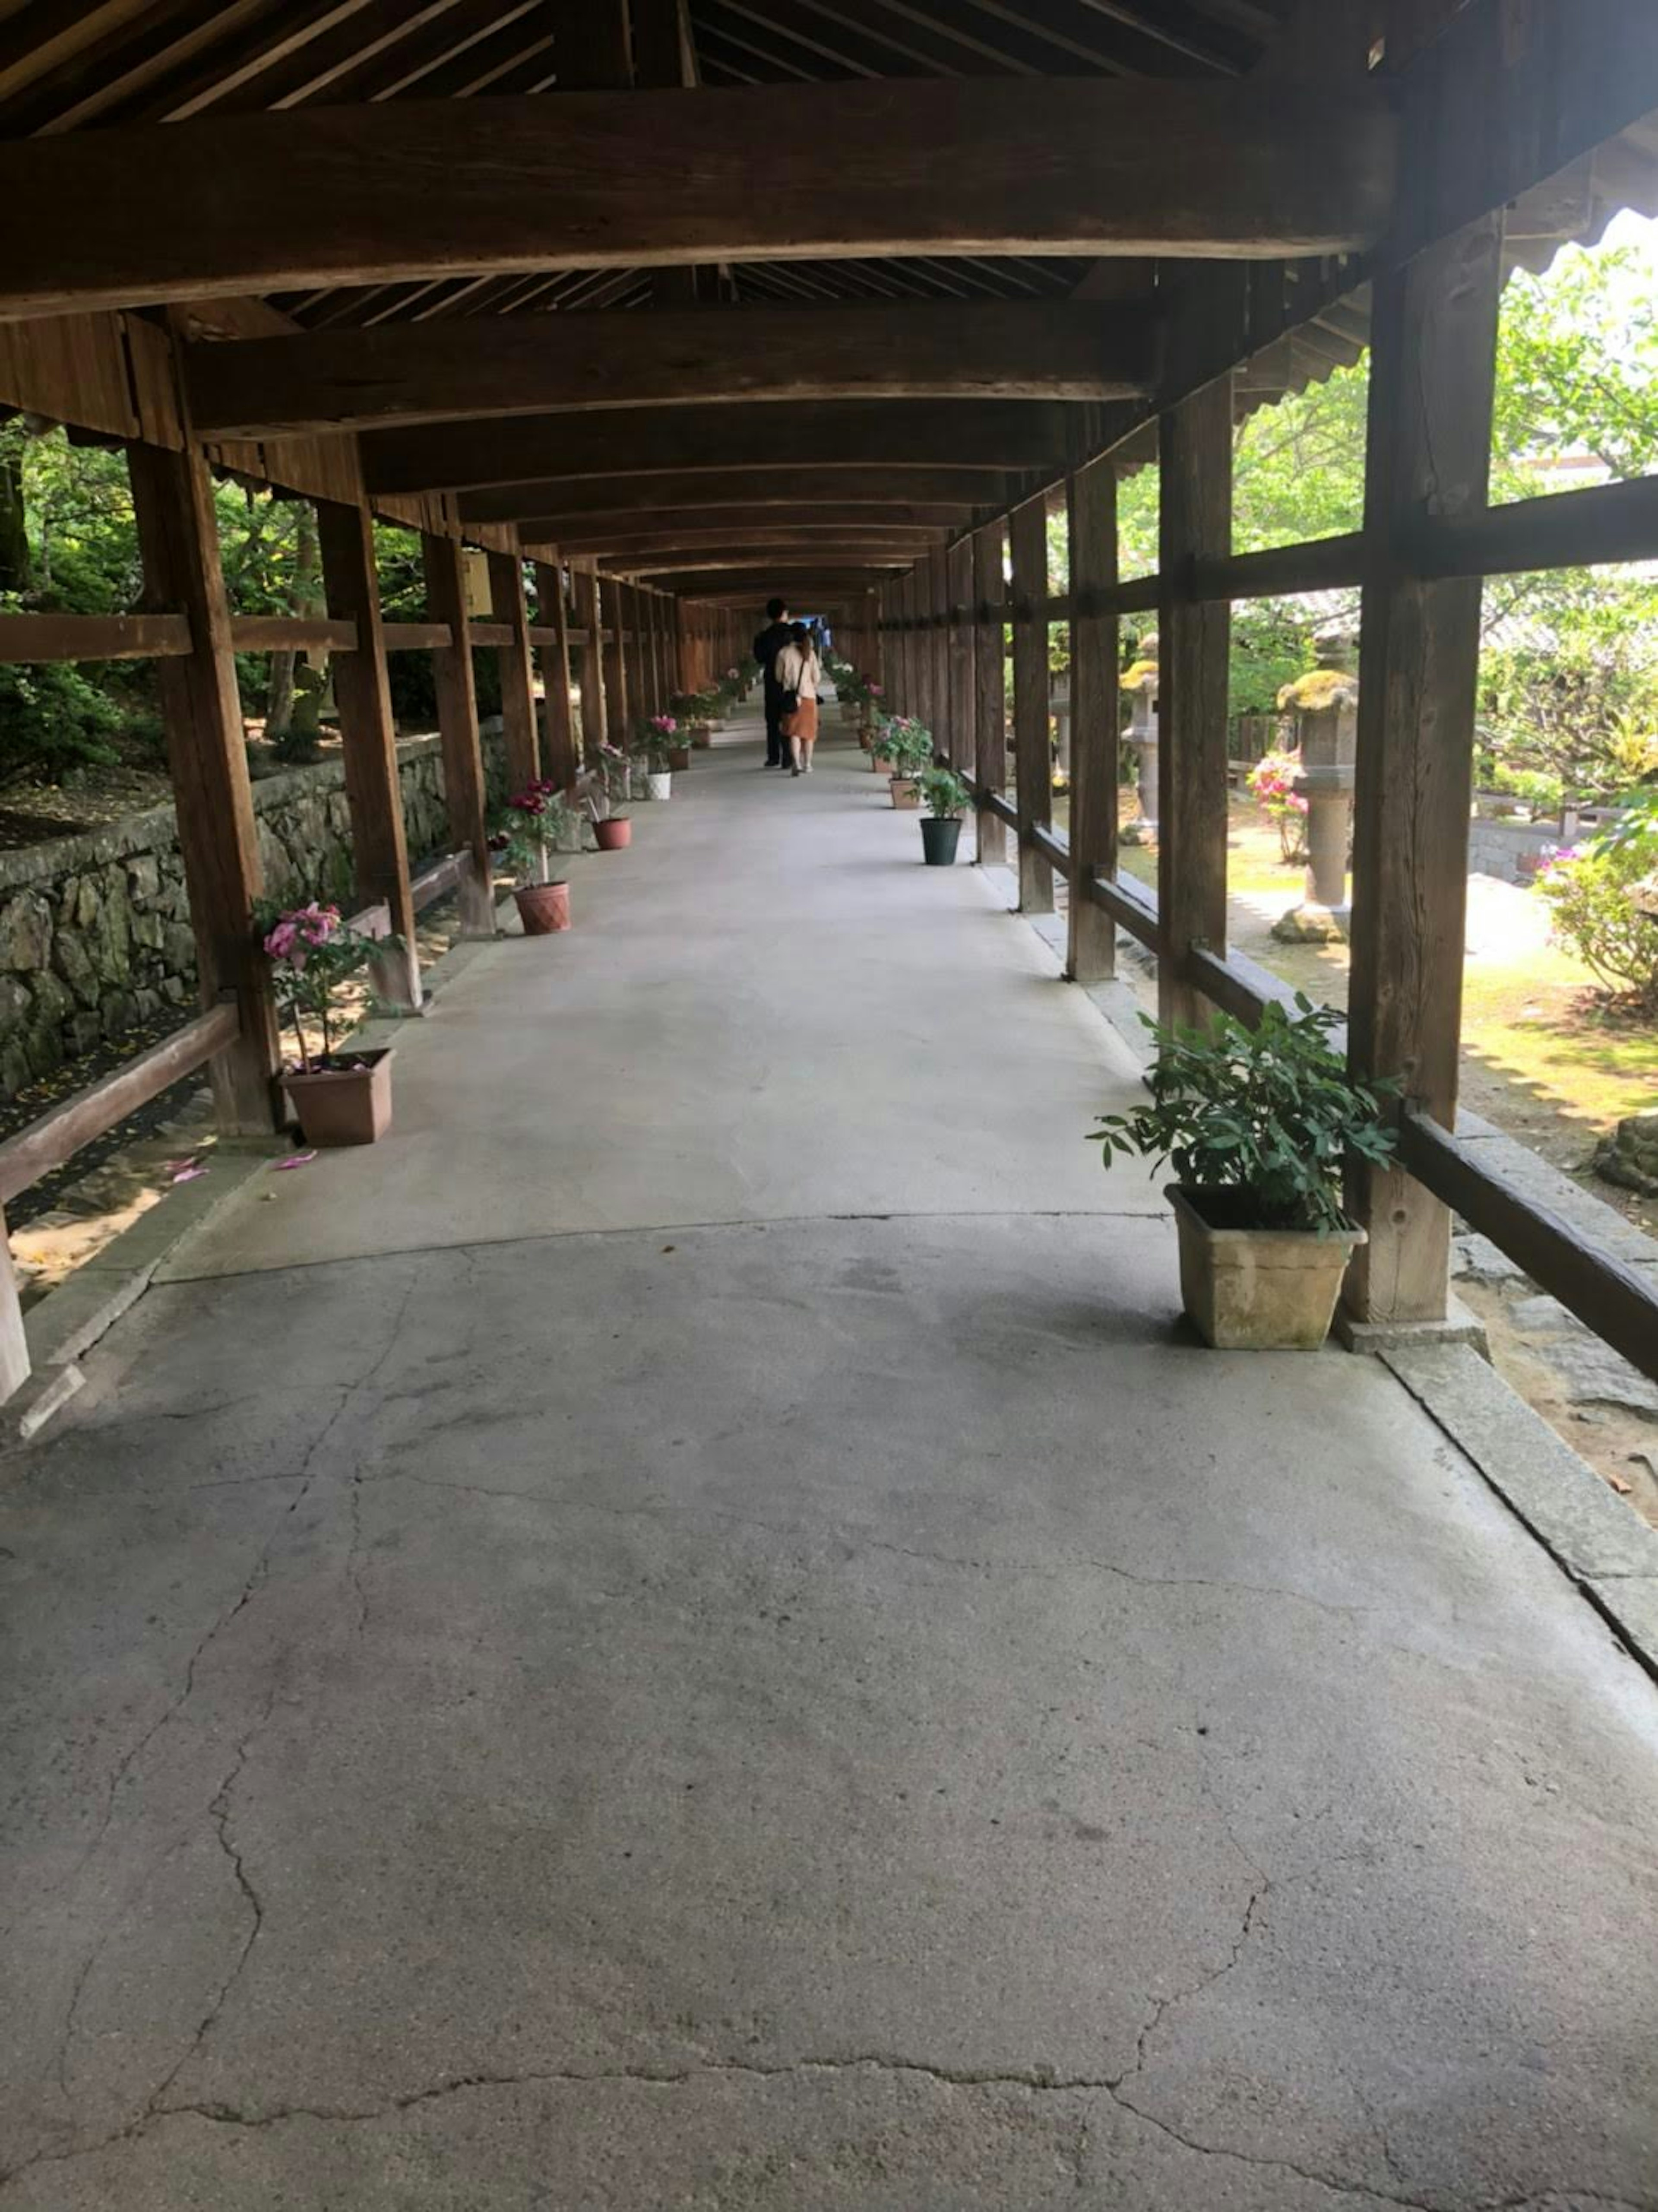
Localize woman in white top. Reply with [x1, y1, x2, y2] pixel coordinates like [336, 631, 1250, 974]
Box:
[775, 623, 822, 777]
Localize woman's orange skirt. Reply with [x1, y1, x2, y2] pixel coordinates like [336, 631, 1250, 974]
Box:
[782, 696, 819, 742]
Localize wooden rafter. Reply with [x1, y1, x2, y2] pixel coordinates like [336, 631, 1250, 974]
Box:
[0, 76, 1397, 317]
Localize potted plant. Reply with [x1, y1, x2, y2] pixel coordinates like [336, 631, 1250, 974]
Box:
[1090, 997, 1395, 1350]
[671, 690, 718, 748]
[869, 712, 896, 775]
[884, 717, 934, 809]
[491, 780, 576, 933]
[593, 743, 633, 849]
[634, 715, 677, 799]
[256, 898, 399, 1147]
[916, 764, 972, 864]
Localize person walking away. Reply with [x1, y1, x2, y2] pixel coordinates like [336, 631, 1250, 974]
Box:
[753, 596, 794, 768]
[776, 621, 823, 776]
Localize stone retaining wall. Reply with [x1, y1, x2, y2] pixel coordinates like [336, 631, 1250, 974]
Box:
[0, 730, 503, 1100]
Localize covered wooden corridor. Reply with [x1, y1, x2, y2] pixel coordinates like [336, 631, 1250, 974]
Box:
[1, 3, 1658, 2205]
[3, 721, 1656, 2209]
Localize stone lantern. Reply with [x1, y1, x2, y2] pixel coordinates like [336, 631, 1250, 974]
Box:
[1120, 632, 1159, 846]
[1272, 623, 1359, 942]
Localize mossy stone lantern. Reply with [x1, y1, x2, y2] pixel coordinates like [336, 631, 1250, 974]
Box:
[1272, 623, 1359, 943]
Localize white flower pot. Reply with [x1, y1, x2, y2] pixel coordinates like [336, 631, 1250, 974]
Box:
[646, 770, 673, 802]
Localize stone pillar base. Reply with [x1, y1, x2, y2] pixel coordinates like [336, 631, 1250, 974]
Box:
[1272, 900, 1349, 944]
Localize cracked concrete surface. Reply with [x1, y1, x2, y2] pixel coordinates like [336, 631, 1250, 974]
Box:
[3, 730, 1657, 2209]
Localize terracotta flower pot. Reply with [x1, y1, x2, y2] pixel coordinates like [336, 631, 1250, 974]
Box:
[284, 1048, 394, 1148]
[890, 776, 922, 811]
[691, 726, 713, 749]
[871, 753, 894, 775]
[667, 744, 691, 771]
[515, 880, 571, 934]
[594, 818, 632, 851]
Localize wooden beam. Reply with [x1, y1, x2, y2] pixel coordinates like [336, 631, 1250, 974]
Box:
[0, 1003, 240, 1209]
[1414, 475, 1658, 580]
[0, 612, 191, 663]
[1157, 378, 1233, 1030]
[1008, 497, 1053, 916]
[603, 544, 942, 573]
[364, 403, 1076, 496]
[1066, 454, 1118, 985]
[600, 574, 630, 748]
[535, 560, 578, 792]
[459, 468, 1007, 523]
[185, 301, 1155, 436]
[487, 548, 541, 792]
[572, 566, 606, 768]
[228, 614, 358, 654]
[127, 441, 282, 1135]
[945, 537, 975, 789]
[972, 525, 1008, 869]
[521, 507, 981, 548]
[0, 79, 1397, 317]
[1396, 1110, 1658, 1386]
[317, 496, 422, 1012]
[1346, 217, 1505, 1327]
[421, 532, 494, 938]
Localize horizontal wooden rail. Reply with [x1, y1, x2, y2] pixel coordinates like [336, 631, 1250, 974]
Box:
[467, 621, 515, 648]
[1031, 821, 1073, 878]
[1085, 868, 1160, 951]
[228, 615, 358, 653]
[408, 849, 471, 912]
[0, 612, 192, 663]
[0, 1000, 240, 1207]
[381, 621, 456, 651]
[983, 790, 1019, 829]
[1398, 1109, 1658, 1384]
[1191, 532, 1366, 604]
[1414, 475, 1658, 580]
[1182, 941, 1304, 1026]
[526, 625, 560, 648]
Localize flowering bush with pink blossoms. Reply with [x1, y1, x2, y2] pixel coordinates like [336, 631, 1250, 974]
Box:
[1248, 748, 1310, 864]
[1536, 834, 1658, 1008]
[633, 714, 680, 772]
[254, 897, 396, 1070]
[490, 780, 576, 886]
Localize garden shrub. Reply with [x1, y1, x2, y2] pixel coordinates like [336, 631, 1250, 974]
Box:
[0, 659, 121, 785]
[1537, 836, 1658, 1008]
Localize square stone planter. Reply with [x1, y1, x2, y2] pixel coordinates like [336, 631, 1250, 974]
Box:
[1167, 1185, 1364, 1350]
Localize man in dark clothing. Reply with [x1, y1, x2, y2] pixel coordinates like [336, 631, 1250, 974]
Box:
[753, 596, 794, 768]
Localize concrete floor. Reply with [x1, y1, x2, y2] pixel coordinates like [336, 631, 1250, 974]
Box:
[3, 719, 1657, 2211]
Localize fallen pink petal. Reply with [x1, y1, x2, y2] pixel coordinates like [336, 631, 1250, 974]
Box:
[272, 1151, 319, 1172]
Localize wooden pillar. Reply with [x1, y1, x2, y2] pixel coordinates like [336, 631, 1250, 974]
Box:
[573, 565, 606, 766]
[1157, 379, 1233, 1030]
[422, 532, 495, 937]
[928, 547, 950, 754]
[601, 575, 630, 746]
[864, 589, 883, 686]
[1066, 454, 1119, 983]
[1009, 495, 1052, 913]
[128, 440, 282, 1133]
[534, 558, 577, 792]
[316, 497, 422, 1012]
[946, 538, 975, 783]
[621, 583, 647, 728]
[1347, 215, 1505, 1326]
[972, 523, 1008, 868]
[487, 548, 539, 793]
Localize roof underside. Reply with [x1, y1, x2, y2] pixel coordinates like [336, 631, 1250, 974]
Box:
[3, 1, 1656, 600]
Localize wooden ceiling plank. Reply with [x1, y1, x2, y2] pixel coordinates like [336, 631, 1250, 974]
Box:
[363, 399, 1075, 495]
[125, 0, 452, 120]
[0, 75, 1398, 315]
[458, 466, 1007, 522]
[185, 300, 1153, 436]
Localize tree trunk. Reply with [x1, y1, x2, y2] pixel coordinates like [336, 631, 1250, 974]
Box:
[266, 504, 320, 736]
[0, 431, 31, 596]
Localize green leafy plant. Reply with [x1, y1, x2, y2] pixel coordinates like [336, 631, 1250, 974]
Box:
[1090, 997, 1397, 1233]
[918, 764, 973, 819]
[631, 713, 679, 771]
[489, 781, 575, 887]
[882, 716, 935, 777]
[1536, 837, 1658, 1008]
